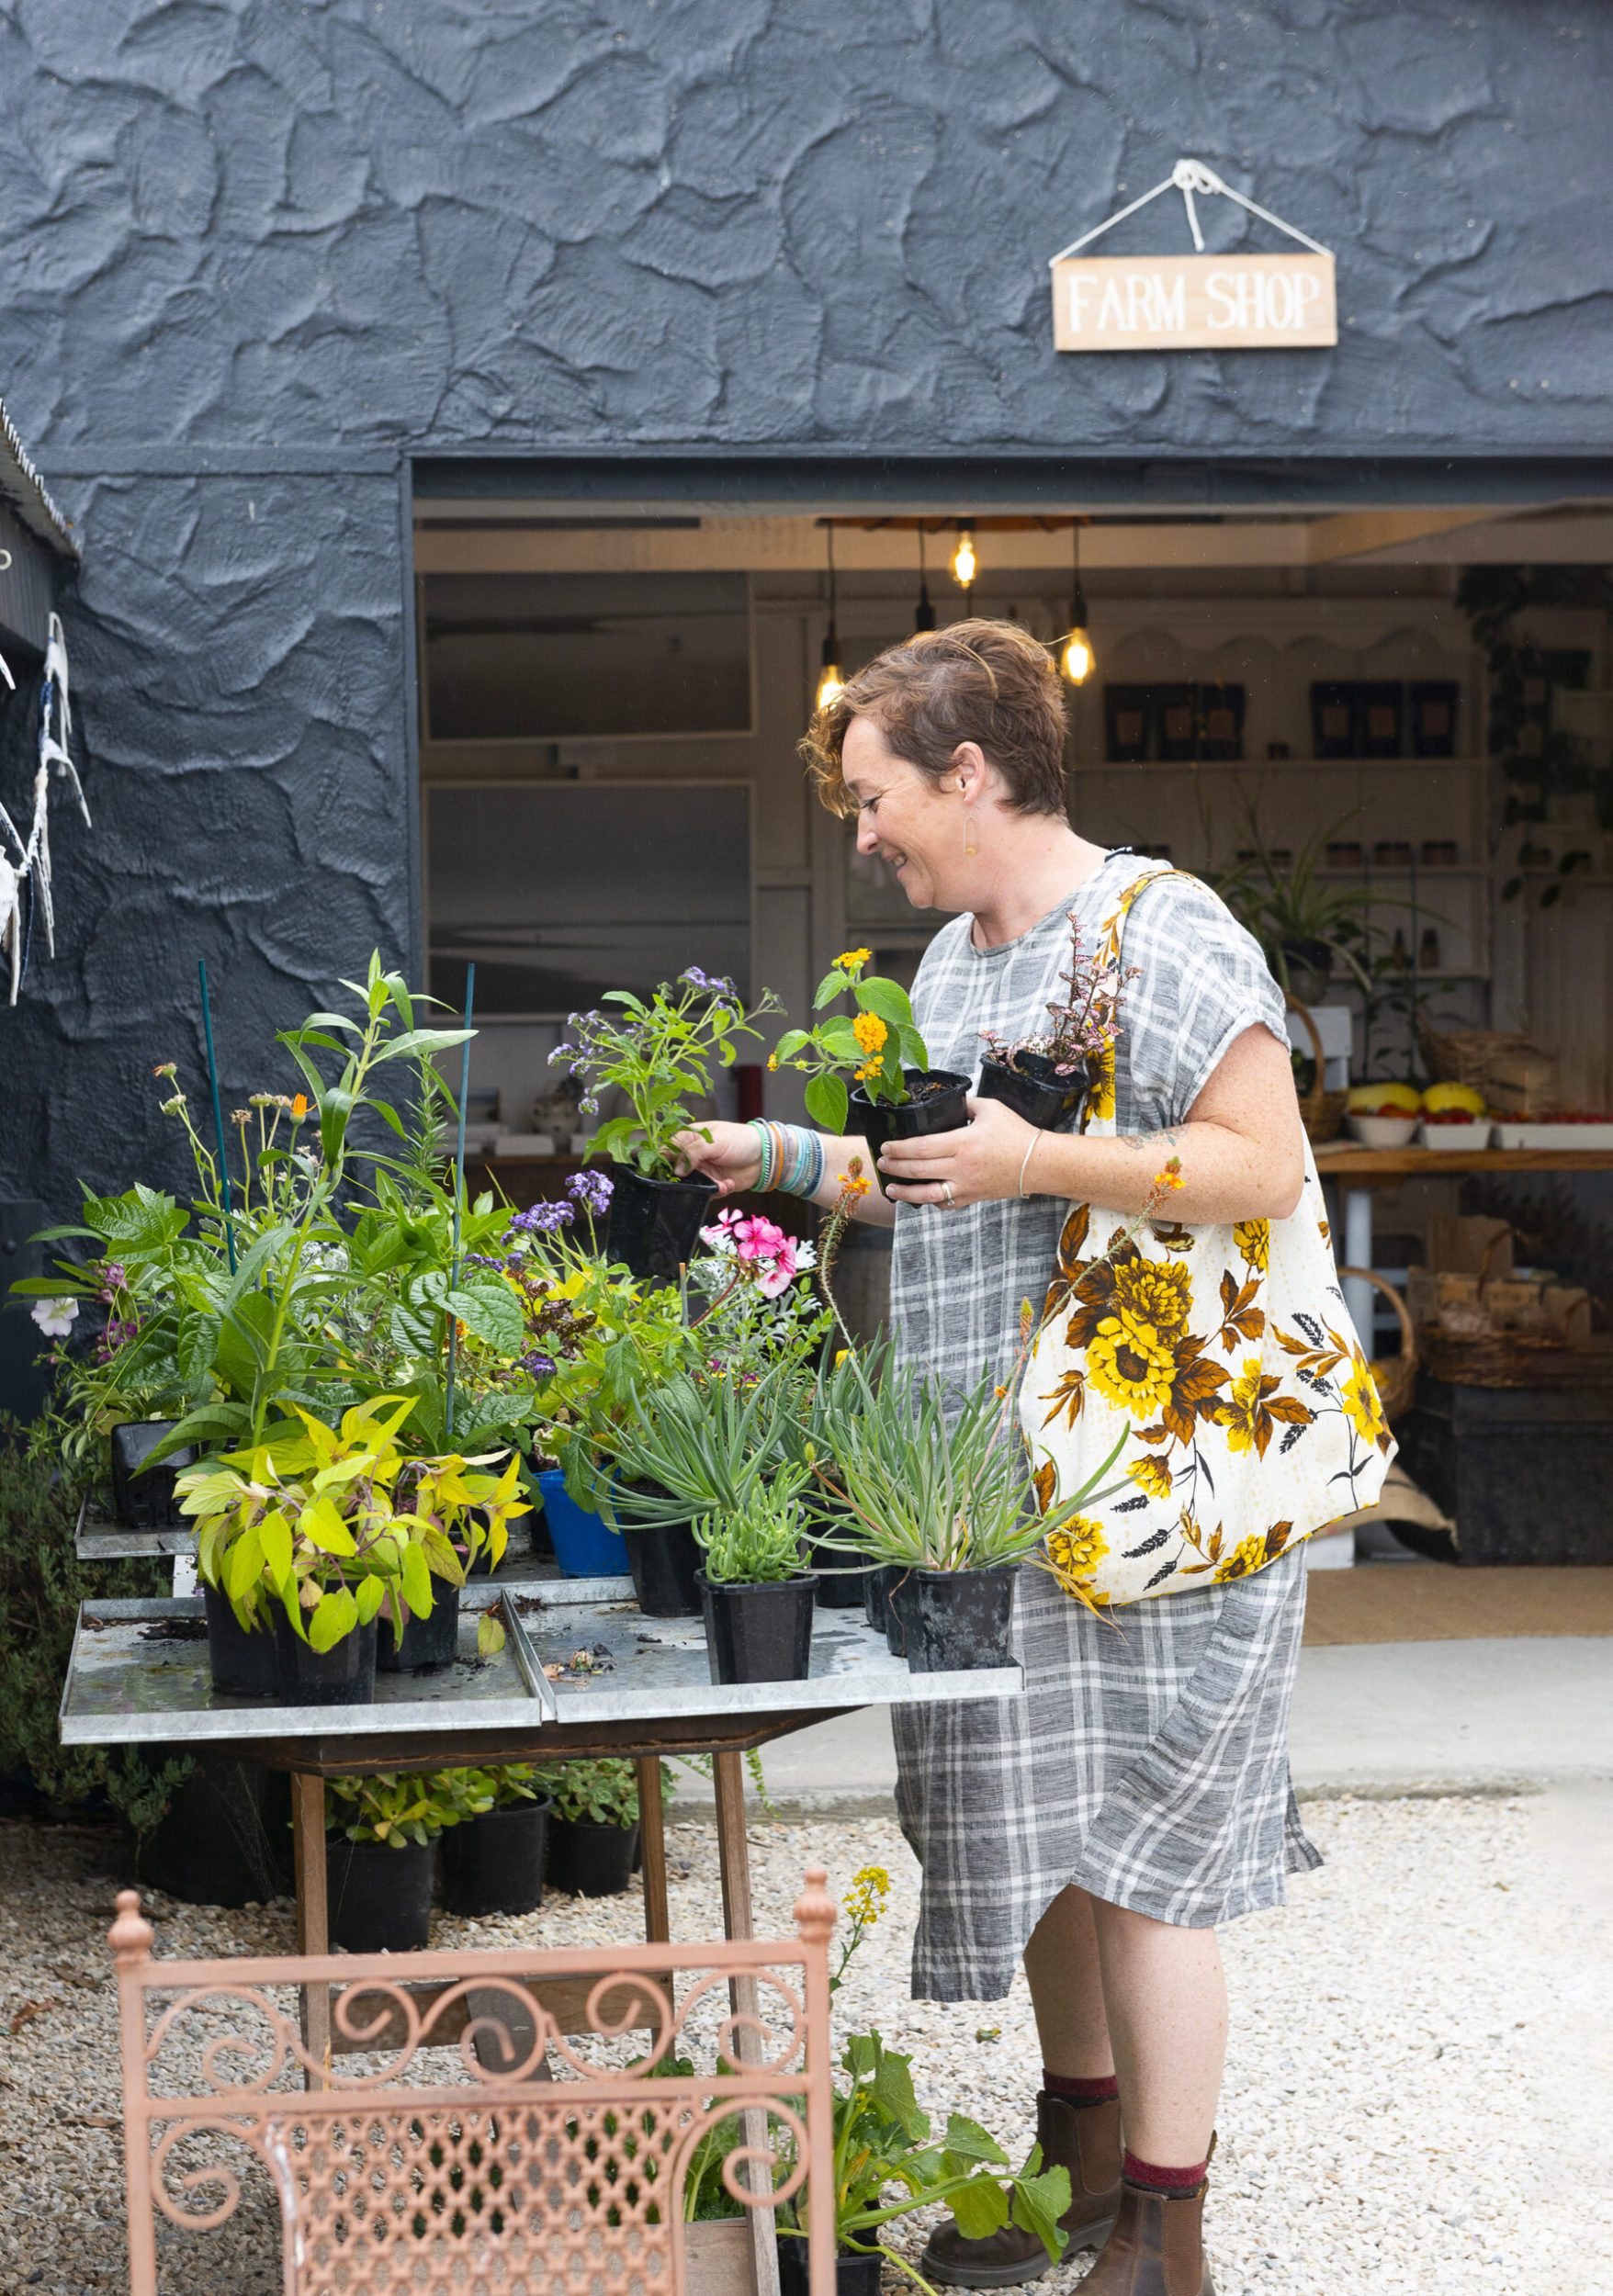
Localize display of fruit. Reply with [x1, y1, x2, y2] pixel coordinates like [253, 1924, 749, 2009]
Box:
[1420, 1081, 1487, 1117]
[1347, 1081, 1420, 1115]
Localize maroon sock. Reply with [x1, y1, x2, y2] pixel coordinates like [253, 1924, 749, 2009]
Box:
[1042, 2067, 1120, 2105]
[1122, 2149, 1208, 2194]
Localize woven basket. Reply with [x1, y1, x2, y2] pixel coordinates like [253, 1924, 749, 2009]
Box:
[1287, 995, 1348, 1145]
[1416, 1019, 1557, 1110]
[1338, 1266, 1418, 1420]
[1417, 1227, 1613, 1388]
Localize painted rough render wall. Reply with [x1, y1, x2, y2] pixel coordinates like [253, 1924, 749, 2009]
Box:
[2, 0, 1611, 1210]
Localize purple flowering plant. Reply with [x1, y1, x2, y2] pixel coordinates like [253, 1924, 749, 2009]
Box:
[978, 914, 1134, 1080]
[549, 972, 782, 1180]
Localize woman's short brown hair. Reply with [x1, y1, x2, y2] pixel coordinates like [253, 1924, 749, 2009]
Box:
[801, 618, 1070, 819]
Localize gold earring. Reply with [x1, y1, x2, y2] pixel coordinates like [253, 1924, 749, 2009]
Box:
[964, 807, 978, 857]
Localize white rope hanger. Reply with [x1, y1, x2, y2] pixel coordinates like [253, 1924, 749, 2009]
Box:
[1049, 157, 1332, 266]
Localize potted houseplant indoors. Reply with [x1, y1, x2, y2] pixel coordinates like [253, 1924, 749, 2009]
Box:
[694, 1471, 818, 1686]
[550, 970, 783, 1281]
[439, 1761, 552, 1918]
[771, 948, 969, 1197]
[976, 910, 1125, 1130]
[325, 1768, 483, 1953]
[1213, 816, 1377, 1002]
[533, 1757, 643, 1897]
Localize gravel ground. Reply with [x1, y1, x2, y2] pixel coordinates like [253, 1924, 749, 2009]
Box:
[0, 1795, 1607, 2296]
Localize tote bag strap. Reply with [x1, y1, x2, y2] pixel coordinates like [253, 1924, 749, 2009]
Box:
[1081, 861, 1198, 1141]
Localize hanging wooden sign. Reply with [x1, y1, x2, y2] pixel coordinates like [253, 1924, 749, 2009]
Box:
[1052, 251, 1336, 352]
[1049, 158, 1337, 355]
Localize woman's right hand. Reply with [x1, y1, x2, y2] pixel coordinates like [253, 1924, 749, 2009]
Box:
[672, 1120, 763, 1199]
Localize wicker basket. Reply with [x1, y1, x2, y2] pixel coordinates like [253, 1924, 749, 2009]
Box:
[1416, 1018, 1558, 1110]
[1338, 1266, 1418, 1420]
[1287, 995, 1348, 1145]
[1417, 1227, 1613, 1388]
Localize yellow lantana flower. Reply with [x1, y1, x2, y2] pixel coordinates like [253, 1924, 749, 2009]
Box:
[852, 1011, 888, 1058]
[836, 947, 873, 972]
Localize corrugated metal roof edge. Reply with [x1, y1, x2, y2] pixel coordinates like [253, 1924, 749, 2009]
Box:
[0, 397, 77, 557]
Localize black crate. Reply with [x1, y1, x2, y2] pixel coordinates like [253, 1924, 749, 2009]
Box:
[1310, 681, 1357, 758]
[1154, 682, 1198, 761]
[1103, 684, 1153, 763]
[1358, 681, 1404, 758]
[1398, 1379, 1613, 1564]
[1408, 680, 1461, 758]
[1197, 681, 1246, 761]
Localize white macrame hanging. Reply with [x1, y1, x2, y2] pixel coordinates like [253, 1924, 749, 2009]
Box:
[0, 610, 90, 1005]
[1049, 156, 1333, 266]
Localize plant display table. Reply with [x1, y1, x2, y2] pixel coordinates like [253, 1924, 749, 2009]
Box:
[1312, 1143, 1613, 1339]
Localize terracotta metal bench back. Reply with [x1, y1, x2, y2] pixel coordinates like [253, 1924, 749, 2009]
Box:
[109, 1869, 838, 2296]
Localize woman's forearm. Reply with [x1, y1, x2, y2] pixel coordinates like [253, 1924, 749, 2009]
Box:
[1025, 1120, 1303, 1226]
[807, 1131, 897, 1227]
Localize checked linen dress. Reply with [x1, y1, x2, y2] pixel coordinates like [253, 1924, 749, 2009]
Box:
[889, 851, 1323, 2002]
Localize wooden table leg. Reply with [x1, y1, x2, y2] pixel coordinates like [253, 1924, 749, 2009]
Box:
[637, 1755, 671, 1945]
[291, 1771, 332, 2086]
[713, 1751, 780, 2296]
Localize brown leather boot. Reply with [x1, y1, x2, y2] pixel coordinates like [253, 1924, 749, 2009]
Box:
[1076, 2177, 1213, 2296]
[919, 2091, 1122, 2287]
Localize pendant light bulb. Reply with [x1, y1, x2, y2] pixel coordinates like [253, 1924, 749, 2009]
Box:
[1060, 521, 1094, 686]
[817, 519, 845, 709]
[951, 518, 976, 591]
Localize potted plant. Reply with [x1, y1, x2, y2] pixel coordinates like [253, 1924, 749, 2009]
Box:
[1212, 816, 1378, 1000]
[590, 1359, 808, 1617]
[531, 1757, 642, 1897]
[771, 948, 970, 1197]
[694, 1473, 818, 1685]
[816, 1355, 1129, 1673]
[176, 1395, 519, 1705]
[439, 1762, 552, 1917]
[976, 911, 1127, 1130]
[325, 1768, 484, 1952]
[775, 2028, 1071, 2296]
[549, 970, 783, 1281]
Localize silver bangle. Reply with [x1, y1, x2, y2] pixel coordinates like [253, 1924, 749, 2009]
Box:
[1018, 1132, 1042, 1199]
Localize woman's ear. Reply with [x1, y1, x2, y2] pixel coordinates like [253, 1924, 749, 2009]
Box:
[949, 741, 989, 801]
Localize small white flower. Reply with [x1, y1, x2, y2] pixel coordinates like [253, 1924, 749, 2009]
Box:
[31, 1296, 78, 1337]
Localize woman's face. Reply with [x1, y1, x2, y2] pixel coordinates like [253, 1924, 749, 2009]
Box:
[841, 715, 967, 912]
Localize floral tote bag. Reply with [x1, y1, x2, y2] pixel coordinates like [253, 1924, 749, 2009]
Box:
[1021, 864, 1396, 1607]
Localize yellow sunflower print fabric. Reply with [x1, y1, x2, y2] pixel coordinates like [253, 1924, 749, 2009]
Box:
[1021, 867, 1395, 1608]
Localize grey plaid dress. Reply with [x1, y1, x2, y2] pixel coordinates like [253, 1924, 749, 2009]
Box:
[889, 851, 1322, 2002]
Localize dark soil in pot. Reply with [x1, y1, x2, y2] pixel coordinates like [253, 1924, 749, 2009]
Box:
[849, 1070, 971, 1199]
[136, 1754, 292, 1907]
[547, 1816, 640, 1898]
[327, 1835, 434, 1952]
[271, 1613, 378, 1706]
[976, 1051, 1088, 1131]
[441, 1797, 551, 1917]
[622, 1512, 703, 1617]
[604, 1165, 718, 1284]
[778, 2239, 882, 2296]
[697, 1570, 818, 1684]
[109, 1421, 195, 1528]
[908, 1564, 1020, 1672]
[204, 1581, 277, 1698]
[378, 1581, 462, 1673]
[1282, 940, 1334, 1006]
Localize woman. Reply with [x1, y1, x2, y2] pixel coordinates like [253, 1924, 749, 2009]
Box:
[680, 620, 1319, 2296]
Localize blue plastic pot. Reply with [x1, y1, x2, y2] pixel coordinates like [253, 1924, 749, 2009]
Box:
[537, 1469, 629, 1577]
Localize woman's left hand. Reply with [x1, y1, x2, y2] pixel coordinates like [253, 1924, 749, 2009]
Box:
[878, 1095, 1041, 1210]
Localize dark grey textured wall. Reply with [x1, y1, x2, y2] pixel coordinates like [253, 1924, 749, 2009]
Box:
[1, 0, 1609, 1210]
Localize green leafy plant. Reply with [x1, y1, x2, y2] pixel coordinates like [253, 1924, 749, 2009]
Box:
[587, 1360, 806, 1533]
[325, 1767, 491, 1846]
[1210, 812, 1378, 996]
[771, 947, 930, 1133]
[175, 1394, 525, 1655]
[528, 1756, 641, 1829]
[550, 971, 783, 1180]
[693, 1478, 810, 1585]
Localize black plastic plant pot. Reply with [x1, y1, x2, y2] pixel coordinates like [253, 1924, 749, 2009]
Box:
[849, 1071, 971, 1199]
[441, 1798, 551, 1917]
[907, 1564, 1020, 1673]
[697, 1570, 818, 1685]
[203, 1581, 278, 1698]
[622, 1516, 704, 1617]
[271, 1613, 378, 1707]
[777, 2239, 882, 2296]
[547, 1815, 641, 1898]
[326, 1836, 434, 1953]
[878, 1567, 922, 1660]
[377, 1581, 462, 1674]
[604, 1164, 719, 1284]
[135, 1754, 293, 1908]
[976, 1052, 1088, 1131]
[806, 1501, 872, 1609]
[108, 1421, 195, 1529]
